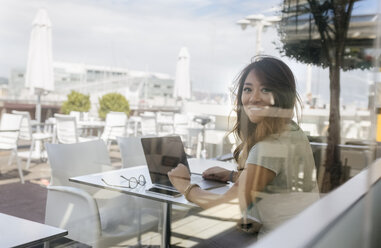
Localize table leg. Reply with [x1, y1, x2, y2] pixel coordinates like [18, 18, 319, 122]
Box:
[137, 207, 142, 246]
[161, 202, 172, 248]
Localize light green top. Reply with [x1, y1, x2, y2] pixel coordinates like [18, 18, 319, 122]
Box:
[245, 122, 320, 237]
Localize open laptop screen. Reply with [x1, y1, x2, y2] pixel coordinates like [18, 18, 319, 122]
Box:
[141, 136, 189, 188]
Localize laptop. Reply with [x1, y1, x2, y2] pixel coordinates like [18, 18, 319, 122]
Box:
[141, 136, 227, 197]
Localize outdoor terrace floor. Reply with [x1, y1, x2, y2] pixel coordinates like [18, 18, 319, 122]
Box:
[0, 144, 256, 247]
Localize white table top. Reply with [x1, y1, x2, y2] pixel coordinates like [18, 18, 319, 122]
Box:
[0, 213, 68, 248]
[70, 158, 235, 207]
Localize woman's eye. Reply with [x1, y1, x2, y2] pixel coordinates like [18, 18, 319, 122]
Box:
[243, 87, 252, 92]
[261, 88, 271, 93]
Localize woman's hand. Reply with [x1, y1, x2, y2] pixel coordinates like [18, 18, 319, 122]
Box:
[168, 164, 191, 193]
[202, 166, 231, 182]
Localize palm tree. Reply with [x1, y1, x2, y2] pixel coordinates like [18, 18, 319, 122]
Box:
[278, 0, 374, 192]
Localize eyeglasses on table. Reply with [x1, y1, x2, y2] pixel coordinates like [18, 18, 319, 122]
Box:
[101, 175, 146, 189]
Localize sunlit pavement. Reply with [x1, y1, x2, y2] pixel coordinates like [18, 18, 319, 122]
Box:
[0, 144, 254, 247]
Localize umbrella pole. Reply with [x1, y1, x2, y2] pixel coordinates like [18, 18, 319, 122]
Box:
[36, 93, 41, 132]
[33, 92, 42, 160]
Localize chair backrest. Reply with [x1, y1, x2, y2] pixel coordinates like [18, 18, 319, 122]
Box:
[45, 140, 113, 245]
[46, 139, 112, 187]
[0, 113, 22, 130]
[140, 115, 157, 136]
[12, 110, 32, 140]
[69, 111, 81, 122]
[0, 113, 23, 147]
[54, 113, 78, 144]
[117, 136, 147, 168]
[101, 112, 127, 141]
[157, 112, 175, 134]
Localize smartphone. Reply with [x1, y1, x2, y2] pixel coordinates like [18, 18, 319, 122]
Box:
[146, 187, 182, 197]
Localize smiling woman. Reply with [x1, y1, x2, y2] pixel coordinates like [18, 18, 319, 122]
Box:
[241, 71, 275, 124]
[168, 56, 320, 243]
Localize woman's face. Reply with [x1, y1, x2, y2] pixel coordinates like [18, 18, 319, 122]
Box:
[241, 70, 275, 124]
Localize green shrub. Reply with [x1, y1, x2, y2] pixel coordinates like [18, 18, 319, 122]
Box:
[61, 90, 91, 114]
[98, 92, 130, 120]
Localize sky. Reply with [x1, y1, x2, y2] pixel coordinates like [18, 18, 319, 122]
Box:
[0, 0, 379, 106]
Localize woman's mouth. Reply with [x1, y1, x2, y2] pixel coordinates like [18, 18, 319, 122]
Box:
[249, 106, 268, 111]
[246, 105, 293, 118]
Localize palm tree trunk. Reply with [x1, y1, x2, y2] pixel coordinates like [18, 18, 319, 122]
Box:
[321, 61, 342, 193]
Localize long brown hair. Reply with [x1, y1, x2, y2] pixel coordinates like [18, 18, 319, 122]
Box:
[230, 56, 301, 168]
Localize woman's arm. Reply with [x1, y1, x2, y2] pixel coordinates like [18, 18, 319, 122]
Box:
[202, 166, 233, 182]
[168, 163, 275, 210]
[168, 164, 238, 209]
[186, 182, 238, 209]
[188, 164, 274, 210]
[238, 164, 275, 212]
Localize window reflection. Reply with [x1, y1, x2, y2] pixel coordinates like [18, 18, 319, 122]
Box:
[0, 0, 380, 247]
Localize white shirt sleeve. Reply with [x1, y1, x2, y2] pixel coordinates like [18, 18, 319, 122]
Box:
[246, 140, 287, 176]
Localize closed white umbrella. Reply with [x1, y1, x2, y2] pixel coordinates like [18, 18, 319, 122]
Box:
[173, 47, 191, 100]
[25, 9, 54, 124]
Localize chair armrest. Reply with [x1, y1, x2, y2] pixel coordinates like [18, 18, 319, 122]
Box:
[47, 185, 98, 207]
[45, 185, 102, 245]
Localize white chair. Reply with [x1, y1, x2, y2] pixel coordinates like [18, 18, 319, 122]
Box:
[140, 114, 158, 136]
[45, 140, 142, 247]
[116, 136, 191, 240]
[156, 112, 175, 135]
[12, 110, 52, 169]
[69, 111, 81, 122]
[116, 136, 163, 244]
[54, 113, 97, 144]
[117, 136, 148, 169]
[126, 116, 141, 137]
[101, 112, 127, 149]
[0, 113, 24, 183]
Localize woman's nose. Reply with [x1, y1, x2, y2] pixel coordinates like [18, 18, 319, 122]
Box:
[249, 90, 261, 102]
